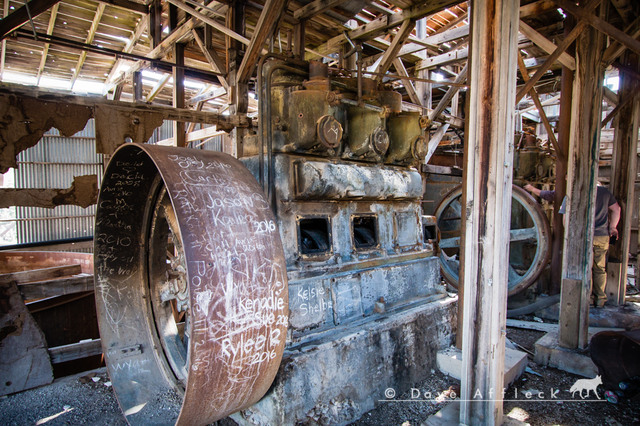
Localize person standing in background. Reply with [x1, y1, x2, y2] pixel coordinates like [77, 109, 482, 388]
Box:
[524, 183, 621, 308]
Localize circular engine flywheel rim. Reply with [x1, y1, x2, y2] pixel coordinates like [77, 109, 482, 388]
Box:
[94, 144, 288, 425]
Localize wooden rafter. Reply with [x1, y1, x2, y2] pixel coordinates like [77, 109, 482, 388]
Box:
[428, 63, 467, 123]
[515, 0, 601, 104]
[602, 14, 640, 66]
[0, 0, 9, 79]
[392, 58, 421, 106]
[35, 3, 59, 85]
[70, 3, 105, 89]
[237, 0, 289, 84]
[557, 0, 640, 58]
[374, 19, 415, 79]
[165, 0, 250, 46]
[146, 74, 171, 102]
[294, 0, 343, 21]
[518, 20, 575, 70]
[105, 14, 148, 86]
[192, 28, 228, 90]
[0, 0, 60, 41]
[516, 50, 561, 157]
[307, 0, 458, 59]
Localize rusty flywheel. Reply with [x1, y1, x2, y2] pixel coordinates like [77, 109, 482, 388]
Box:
[435, 184, 551, 296]
[94, 144, 288, 425]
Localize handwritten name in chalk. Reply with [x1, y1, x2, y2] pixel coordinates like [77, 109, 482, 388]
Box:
[220, 328, 282, 363]
[237, 294, 285, 315]
[167, 154, 233, 172]
[96, 233, 132, 247]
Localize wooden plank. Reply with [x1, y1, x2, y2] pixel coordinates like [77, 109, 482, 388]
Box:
[516, 50, 561, 157]
[392, 58, 421, 106]
[0, 0, 60, 41]
[428, 63, 467, 123]
[416, 47, 468, 70]
[97, 0, 147, 14]
[425, 123, 450, 164]
[519, 20, 575, 70]
[192, 28, 228, 90]
[165, 0, 250, 46]
[104, 14, 148, 86]
[558, 15, 605, 350]
[506, 319, 624, 334]
[0, 83, 250, 128]
[237, 0, 289, 84]
[558, 0, 640, 58]
[0, 264, 81, 285]
[174, 43, 186, 148]
[607, 52, 640, 305]
[459, 0, 520, 423]
[48, 339, 102, 364]
[602, 15, 640, 66]
[0, 0, 9, 79]
[18, 274, 94, 300]
[146, 74, 171, 102]
[70, 3, 105, 89]
[374, 19, 415, 79]
[35, 3, 58, 85]
[293, 0, 343, 21]
[306, 0, 457, 59]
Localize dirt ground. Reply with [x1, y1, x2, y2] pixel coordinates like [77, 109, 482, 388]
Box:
[1, 328, 638, 425]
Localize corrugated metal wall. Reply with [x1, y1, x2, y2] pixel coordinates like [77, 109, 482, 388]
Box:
[9, 119, 223, 247]
[14, 120, 103, 244]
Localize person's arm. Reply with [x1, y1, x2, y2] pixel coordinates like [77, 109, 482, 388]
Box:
[608, 202, 621, 239]
[524, 184, 541, 197]
[524, 184, 555, 202]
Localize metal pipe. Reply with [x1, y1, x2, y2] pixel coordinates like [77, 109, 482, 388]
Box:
[339, 98, 385, 113]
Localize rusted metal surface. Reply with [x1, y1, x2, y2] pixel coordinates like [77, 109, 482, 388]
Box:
[94, 144, 288, 425]
[0, 280, 54, 396]
[294, 158, 422, 200]
[436, 184, 551, 296]
[386, 112, 425, 165]
[0, 251, 93, 274]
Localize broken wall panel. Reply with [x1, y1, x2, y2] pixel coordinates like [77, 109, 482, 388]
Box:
[9, 123, 103, 246]
[0, 93, 92, 173]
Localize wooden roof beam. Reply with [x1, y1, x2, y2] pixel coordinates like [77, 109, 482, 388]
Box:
[602, 14, 640, 66]
[97, 0, 147, 15]
[146, 74, 171, 102]
[0, 0, 60, 40]
[294, 0, 343, 21]
[518, 20, 575, 70]
[192, 28, 228, 90]
[35, 3, 59, 85]
[374, 19, 415, 79]
[165, 0, 250, 46]
[104, 14, 149, 86]
[516, 0, 601, 103]
[0, 0, 9, 79]
[237, 0, 289, 84]
[70, 3, 105, 89]
[307, 0, 459, 59]
[392, 58, 421, 106]
[557, 0, 640, 58]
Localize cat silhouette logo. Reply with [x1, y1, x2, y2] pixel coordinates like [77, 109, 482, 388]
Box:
[569, 375, 602, 399]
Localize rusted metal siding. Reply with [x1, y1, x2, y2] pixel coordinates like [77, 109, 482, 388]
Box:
[13, 120, 103, 247]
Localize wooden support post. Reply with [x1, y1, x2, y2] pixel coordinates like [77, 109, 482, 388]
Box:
[173, 43, 186, 148]
[133, 71, 143, 102]
[149, 0, 162, 48]
[459, 0, 519, 424]
[558, 7, 606, 350]
[607, 52, 640, 305]
[293, 21, 305, 59]
[551, 18, 574, 294]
